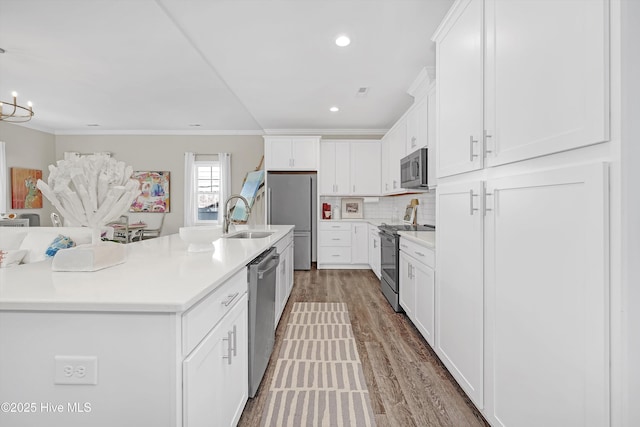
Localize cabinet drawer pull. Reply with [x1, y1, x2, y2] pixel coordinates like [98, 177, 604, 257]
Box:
[332, 238, 341, 241]
[332, 254, 340, 257]
[331, 225, 341, 228]
[415, 251, 425, 257]
[221, 292, 240, 307]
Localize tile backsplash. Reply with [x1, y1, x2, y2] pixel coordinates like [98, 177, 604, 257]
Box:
[321, 191, 436, 226]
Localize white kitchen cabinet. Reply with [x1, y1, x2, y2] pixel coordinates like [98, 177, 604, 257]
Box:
[433, 0, 608, 177]
[275, 231, 294, 327]
[183, 293, 248, 427]
[483, 163, 609, 427]
[318, 221, 371, 269]
[264, 136, 320, 171]
[483, 0, 609, 167]
[413, 259, 435, 346]
[368, 225, 381, 279]
[351, 222, 369, 265]
[427, 84, 437, 189]
[399, 251, 416, 320]
[319, 141, 350, 195]
[381, 124, 406, 195]
[435, 180, 484, 408]
[399, 237, 436, 347]
[406, 96, 428, 153]
[350, 141, 381, 195]
[433, 0, 484, 178]
[320, 140, 380, 196]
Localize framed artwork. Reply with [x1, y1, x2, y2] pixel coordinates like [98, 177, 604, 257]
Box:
[129, 171, 170, 212]
[11, 168, 43, 209]
[230, 170, 265, 221]
[341, 197, 364, 219]
[403, 205, 417, 225]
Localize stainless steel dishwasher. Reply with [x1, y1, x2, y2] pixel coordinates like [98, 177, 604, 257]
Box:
[247, 246, 279, 398]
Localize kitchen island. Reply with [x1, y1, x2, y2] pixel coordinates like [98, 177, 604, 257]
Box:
[0, 225, 294, 427]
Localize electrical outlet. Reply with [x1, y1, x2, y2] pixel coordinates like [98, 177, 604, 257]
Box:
[54, 356, 98, 385]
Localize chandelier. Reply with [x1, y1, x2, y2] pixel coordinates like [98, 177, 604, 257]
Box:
[0, 91, 34, 123]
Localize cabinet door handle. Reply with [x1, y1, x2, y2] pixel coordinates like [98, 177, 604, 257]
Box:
[484, 188, 494, 216]
[470, 190, 479, 216]
[222, 292, 240, 307]
[222, 331, 233, 365]
[411, 136, 417, 148]
[470, 136, 479, 161]
[373, 240, 377, 249]
[231, 325, 237, 357]
[484, 130, 493, 157]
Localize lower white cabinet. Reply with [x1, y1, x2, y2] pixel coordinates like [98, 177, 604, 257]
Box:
[318, 221, 369, 268]
[275, 231, 294, 327]
[183, 294, 248, 427]
[368, 225, 381, 279]
[483, 163, 609, 427]
[351, 222, 369, 264]
[436, 163, 609, 426]
[399, 238, 435, 347]
[435, 180, 485, 408]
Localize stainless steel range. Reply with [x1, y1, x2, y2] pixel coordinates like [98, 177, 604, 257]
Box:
[378, 223, 435, 312]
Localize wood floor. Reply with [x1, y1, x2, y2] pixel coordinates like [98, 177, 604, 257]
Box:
[238, 267, 489, 427]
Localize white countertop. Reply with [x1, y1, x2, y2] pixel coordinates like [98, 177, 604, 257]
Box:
[398, 230, 436, 248]
[0, 225, 294, 313]
[319, 218, 389, 226]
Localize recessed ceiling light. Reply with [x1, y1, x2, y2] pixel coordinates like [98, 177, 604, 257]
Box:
[335, 35, 351, 47]
[329, 106, 339, 112]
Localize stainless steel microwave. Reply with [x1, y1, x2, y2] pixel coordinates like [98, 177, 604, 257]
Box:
[400, 148, 428, 189]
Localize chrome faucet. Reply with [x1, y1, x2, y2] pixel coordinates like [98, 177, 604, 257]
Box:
[223, 194, 251, 234]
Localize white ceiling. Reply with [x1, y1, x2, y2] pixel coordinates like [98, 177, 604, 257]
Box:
[0, 0, 453, 135]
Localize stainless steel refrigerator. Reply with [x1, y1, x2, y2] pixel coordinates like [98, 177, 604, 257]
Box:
[266, 172, 316, 270]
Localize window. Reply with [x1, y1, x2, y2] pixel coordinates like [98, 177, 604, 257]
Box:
[195, 161, 220, 223]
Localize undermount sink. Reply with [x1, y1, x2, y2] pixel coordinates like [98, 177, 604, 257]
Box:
[225, 231, 274, 239]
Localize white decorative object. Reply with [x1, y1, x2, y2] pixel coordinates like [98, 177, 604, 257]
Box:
[51, 242, 127, 271]
[36, 154, 141, 232]
[179, 226, 223, 252]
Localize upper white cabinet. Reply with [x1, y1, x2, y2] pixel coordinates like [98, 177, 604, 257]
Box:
[320, 141, 350, 194]
[433, 0, 609, 177]
[350, 141, 381, 195]
[406, 96, 429, 153]
[264, 136, 320, 171]
[319, 140, 380, 196]
[381, 124, 406, 195]
[433, 0, 484, 177]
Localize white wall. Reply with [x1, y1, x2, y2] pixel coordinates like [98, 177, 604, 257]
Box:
[0, 123, 56, 225]
[54, 134, 264, 235]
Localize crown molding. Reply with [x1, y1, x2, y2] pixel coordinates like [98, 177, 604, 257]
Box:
[263, 128, 388, 136]
[53, 129, 265, 136]
[407, 66, 435, 100]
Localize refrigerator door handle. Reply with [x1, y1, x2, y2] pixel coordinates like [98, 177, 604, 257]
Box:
[267, 187, 272, 224]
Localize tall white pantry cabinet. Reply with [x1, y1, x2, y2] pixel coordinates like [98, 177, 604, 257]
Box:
[431, 0, 629, 426]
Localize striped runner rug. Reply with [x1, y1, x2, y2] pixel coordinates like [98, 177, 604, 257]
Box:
[261, 302, 376, 427]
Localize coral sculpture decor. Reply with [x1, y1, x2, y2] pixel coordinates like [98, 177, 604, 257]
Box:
[36, 154, 141, 229]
